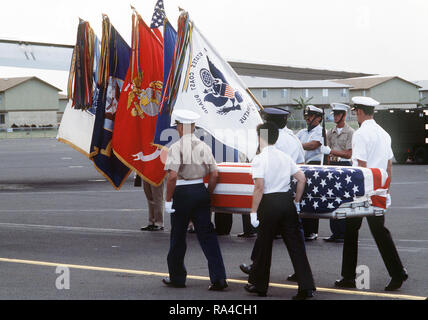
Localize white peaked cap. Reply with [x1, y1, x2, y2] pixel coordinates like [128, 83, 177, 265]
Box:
[172, 109, 201, 125]
[351, 96, 380, 108]
[306, 105, 323, 114]
[330, 103, 350, 112]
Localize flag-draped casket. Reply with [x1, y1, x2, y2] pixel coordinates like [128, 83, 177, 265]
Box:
[206, 163, 390, 219]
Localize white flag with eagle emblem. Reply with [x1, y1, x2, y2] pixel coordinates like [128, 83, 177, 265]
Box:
[171, 23, 263, 160]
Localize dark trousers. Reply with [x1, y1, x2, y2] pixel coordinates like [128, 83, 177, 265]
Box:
[328, 161, 352, 239]
[248, 192, 315, 293]
[214, 213, 256, 235]
[214, 213, 232, 235]
[342, 216, 405, 280]
[168, 184, 226, 285]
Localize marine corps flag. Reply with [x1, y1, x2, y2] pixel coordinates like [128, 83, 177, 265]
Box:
[163, 12, 263, 160]
[112, 12, 166, 186]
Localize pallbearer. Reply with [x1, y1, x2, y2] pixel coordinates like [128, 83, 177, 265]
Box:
[162, 109, 228, 291]
[335, 97, 408, 291]
[263, 107, 305, 164]
[244, 122, 316, 300]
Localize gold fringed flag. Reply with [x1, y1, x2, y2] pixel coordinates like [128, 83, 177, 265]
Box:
[112, 12, 166, 186]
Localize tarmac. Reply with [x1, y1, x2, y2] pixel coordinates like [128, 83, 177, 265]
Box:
[0, 138, 427, 301]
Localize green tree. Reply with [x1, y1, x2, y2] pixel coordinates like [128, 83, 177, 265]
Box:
[293, 96, 314, 110]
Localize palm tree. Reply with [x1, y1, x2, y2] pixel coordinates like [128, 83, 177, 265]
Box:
[293, 96, 314, 110]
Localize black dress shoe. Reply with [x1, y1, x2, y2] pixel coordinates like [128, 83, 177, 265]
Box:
[305, 233, 318, 241]
[334, 278, 356, 289]
[323, 236, 344, 243]
[208, 279, 228, 291]
[244, 284, 267, 297]
[287, 273, 297, 282]
[385, 269, 408, 291]
[141, 224, 155, 231]
[292, 290, 314, 300]
[239, 263, 252, 275]
[162, 278, 186, 288]
[151, 225, 164, 231]
[237, 232, 256, 238]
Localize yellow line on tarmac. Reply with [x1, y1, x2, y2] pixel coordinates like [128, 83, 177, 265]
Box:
[0, 258, 425, 301]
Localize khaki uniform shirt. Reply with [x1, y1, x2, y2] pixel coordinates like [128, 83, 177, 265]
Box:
[327, 123, 354, 152]
[164, 134, 218, 180]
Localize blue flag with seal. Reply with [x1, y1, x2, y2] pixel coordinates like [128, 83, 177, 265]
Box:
[89, 17, 132, 189]
[153, 20, 177, 149]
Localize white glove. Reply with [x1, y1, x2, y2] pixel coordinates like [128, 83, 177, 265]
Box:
[294, 201, 301, 214]
[386, 194, 391, 209]
[250, 212, 260, 228]
[165, 201, 175, 214]
[320, 146, 331, 155]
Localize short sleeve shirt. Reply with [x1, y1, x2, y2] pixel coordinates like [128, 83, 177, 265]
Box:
[327, 124, 354, 151]
[352, 119, 394, 171]
[276, 127, 306, 164]
[296, 124, 324, 163]
[164, 134, 218, 180]
[251, 145, 300, 194]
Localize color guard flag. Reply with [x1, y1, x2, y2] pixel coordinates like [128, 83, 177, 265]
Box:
[57, 100, 95, 157]
[112, 13, 166, 186]
[153, 20, 177, 148]
[150, 0, 166, 41]
[89, 17, 132, 189]
[166, 13, 263, 160]
[57, 20, 99, 157]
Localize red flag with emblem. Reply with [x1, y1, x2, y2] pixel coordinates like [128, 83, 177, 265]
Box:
[112, 12, 166, 186]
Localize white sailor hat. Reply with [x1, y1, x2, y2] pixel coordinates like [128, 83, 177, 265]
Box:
[304, 105, 323, 116]
[330, 103, 350, 113]
[263, 107, 291, 116]
[351, 97, 380, 110]
[172, 109, 200, 125]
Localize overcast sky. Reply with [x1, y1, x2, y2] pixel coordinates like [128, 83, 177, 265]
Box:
[1, 0, 428, 85]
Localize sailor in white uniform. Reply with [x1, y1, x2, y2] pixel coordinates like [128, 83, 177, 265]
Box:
[296, 105, 326, 165]
[296, 105, 329, 241]
[263, 107, 305, 164]
[335, 97, 408, 291]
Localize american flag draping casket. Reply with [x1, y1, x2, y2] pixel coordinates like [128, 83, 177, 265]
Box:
[205, 163, 390, 219]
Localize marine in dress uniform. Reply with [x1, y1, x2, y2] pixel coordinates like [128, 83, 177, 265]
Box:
[296, 105, 329, 241]
[335, 97, 408, 291]
[162, 109, 228, 291]
[323, 103, 354, 242]
[244, 122, 316, 300]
